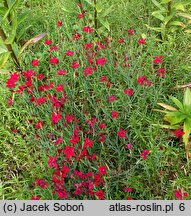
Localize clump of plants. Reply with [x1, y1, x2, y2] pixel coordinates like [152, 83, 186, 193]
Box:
[154, 88, 191, 160]
[3, 1, 190, 200]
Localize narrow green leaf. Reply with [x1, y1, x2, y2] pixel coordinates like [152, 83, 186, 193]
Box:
[183, 118, 191, 149]
[95, 2, 103, 13]
[16, 25, 32, 43]
[153, 124, 180, 129]
[170, 96, 184, 110]
[152, 11, 165, 21]
[0, 44, 7, 54]
[157, 103, 177, 111]
[169, 21, 186, 27]
[178, 12, 191, 20]
[0, 7, 7, 16]
[183, 88, 191, 106]
[5, 18, 18, 44]
[100, 5, 113, 18]
[185, 29, 191, 33]
[163, 14, 174, 26]
[173, 3, 185, 11]
[61, 6, 75, 13]
[153, 109, 169, 113]
[1, 0, 19, 24]
[151, 0, 165, 10]
[99, 19, 110, 31]
[145, 24, 163, 32]
[84, 0, 93, 6]
[164, 112, 186, 125]
[17, 12, 29, 25]
[0, 52, 10, 68]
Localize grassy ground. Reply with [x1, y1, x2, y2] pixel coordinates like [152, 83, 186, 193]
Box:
[0, 0, 191, 200]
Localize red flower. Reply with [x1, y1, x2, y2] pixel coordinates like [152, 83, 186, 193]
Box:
[84, 42, 93, 50]
[87, 117, 97, 127]
[78, 13, 85, 19]
[117, 128, 127, 138]
[57, 69, 67, 76]
[57, 190, 68, 199]
[137, 76, 152, 86]
[31, 196, 41, 200]
[61, 165, 70, 177]
[100, 75, 108, 83]
[72, 32, 81, 40]
[7, 98, 13, 106]
[98, 166, 107, 175]
[48, 156, 58, 169]
[55, 137, 63, 145]
[118, 38, 125, 43]
[84, 138, 93, 148]
[35, 120, 44, 129]
[137, 76, 147, 85]
[6, 72, 20, 89]
[128, 29, 135, 36]
[98, 133, 106, 142]
[6, 79, 16, 89]
[11, 129, 18, 133]
[99, 123, 107, 129]
[140, 149, 150, 160]
[44, 40, 52, 45]
[138, 38, 146, 44]
[51, 111, 62, 124]
[36, 96, 46, 105]
[37, 74, 44, 80]
[83, 26, 94, 34]
[111, 110, 119, 119]
[157, 68, 166, 78]
[23, 70, 35, 79]
[173, 189, 188, 200]
[96, 57, 107, 66]
[66, 50, 74, 57]
[124, 88, 134, 96]
[71, 61, 80, 69]
[77, 3, 82, 8]
[31, 59, 39, 66]
[174, 128, 185, 138]
[55, 84, 64, 92]
[153, 56, 163, 64]
[57, 20, 63, 27]
[65, 114, 75, 123]
[50, 45, 58, 51]
[123, 187, 133, 192]
[108, 95, 117, 103]
[50, 57, 59, 65]
[63, 146, 75, 159]
[126, 143, 133, 149]
[35, 178, 49, 188]
[84, 67, 95, 76]
[10, 72, 20, 82]
[70, 135, 79, 145]
[95, 189, 105, 200]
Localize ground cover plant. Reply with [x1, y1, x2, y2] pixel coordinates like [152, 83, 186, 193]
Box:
[0, 0, 191, 200]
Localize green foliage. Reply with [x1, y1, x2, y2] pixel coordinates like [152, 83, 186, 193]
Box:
[146, 0, 191, 41]
[0, 0, 46, 69]
[154, 88, 191, 160]
[62, 0, 113, 36]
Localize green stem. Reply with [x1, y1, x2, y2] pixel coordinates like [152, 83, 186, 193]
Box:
[0, 28, 20, 67]
[167, 1, 171, 17]
[93, 0, 98, 36]
[3, 0, 12, 25]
